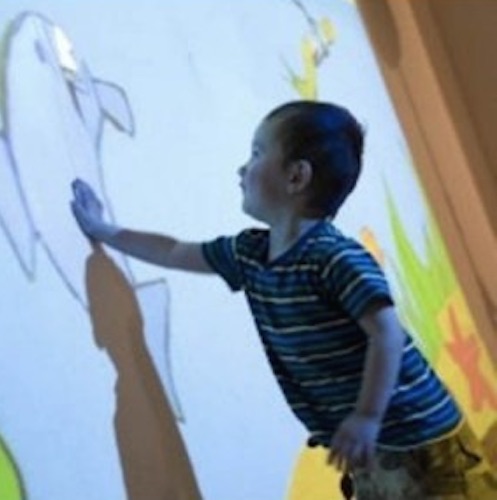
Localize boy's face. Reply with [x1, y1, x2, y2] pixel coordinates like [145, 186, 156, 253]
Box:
[238, 119, 289, 223]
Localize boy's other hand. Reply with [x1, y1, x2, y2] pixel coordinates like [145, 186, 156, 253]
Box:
[328, 412, 380, 472]
[71, 178, 118, 241]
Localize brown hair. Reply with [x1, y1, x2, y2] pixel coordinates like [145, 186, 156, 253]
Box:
[265, 101, 364, 216]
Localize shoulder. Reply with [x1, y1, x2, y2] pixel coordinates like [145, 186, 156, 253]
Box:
[201, 228, 268, 291]
[202, 228, 268, 267]
[305, 223, 388, 297]
[237, 227, 268, 244]
[306, 221, 370, 267]
[232, 228, 267, 257]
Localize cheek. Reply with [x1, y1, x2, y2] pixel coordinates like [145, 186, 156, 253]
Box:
[244, 162, 279, 200]
[244, 166, 261, 190]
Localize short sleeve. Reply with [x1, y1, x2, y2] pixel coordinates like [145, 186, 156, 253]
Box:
[321, 241, 393, 319]
[202, 235, 243, 291]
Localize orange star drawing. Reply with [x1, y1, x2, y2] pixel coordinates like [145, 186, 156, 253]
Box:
[445, 305, 497, 412]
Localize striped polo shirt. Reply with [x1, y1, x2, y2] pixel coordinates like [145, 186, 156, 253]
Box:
[202, 220, 461, 449]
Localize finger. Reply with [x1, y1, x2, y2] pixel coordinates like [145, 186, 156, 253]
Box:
[81, 183, 102, 211]
[339, 442, 357, 472]
[73, 178, 88, 190]
[346, 443, 362, 469]
[328, 436, 341, 465]
[71, 200, 81, 220]
[329, 444, 347, 471]
[73, 178, 91, 197]
[74, 183, 101, 213]
[72, 180, 89, 204]
[72, 178, 88, 198]
[71, 180, 80, 200]
[327, 447, 336, 466]
[362, 443, 375, 472]
[77, 180, 92, 201]
[328, 450, 340, 469]
[329, 431, 347, 465]
[328, 446, 343, 469]
[71, 201, 87, 228]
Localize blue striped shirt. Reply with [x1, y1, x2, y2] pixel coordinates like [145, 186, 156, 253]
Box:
[202, 220, 461, 448]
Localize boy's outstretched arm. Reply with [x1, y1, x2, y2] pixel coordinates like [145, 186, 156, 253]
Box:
[328, 301, 405, 472]
[70, 178, 213, 274]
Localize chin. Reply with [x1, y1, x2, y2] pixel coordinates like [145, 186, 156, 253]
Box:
[241, 198, 252, 216]
[242, 202, 256, 220]
[242, 198, 269, 224]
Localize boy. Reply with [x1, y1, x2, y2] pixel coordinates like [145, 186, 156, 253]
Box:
[71, 101, 497, 499]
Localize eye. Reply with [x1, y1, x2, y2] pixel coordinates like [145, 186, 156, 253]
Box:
[251, 147, 261, 158]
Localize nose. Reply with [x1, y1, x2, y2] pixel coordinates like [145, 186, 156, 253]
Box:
[238, 164, 246, 177]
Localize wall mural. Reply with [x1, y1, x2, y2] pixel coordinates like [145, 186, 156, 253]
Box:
[0, 1, 495, 499]
[285, 4, 497, 498]
[0, 11, 183, 418]
[0, 10, 194, 500]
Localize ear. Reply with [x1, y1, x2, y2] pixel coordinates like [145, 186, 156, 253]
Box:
[286, 159, 313, 194]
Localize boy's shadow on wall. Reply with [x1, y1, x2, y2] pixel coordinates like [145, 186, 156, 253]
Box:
[85, 246, 202, 500]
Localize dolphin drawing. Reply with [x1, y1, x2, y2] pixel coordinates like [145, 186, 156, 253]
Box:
[0, 11, 134, 295]
[0, 12, 184, 421]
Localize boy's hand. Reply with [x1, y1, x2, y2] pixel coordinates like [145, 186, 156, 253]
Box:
[328, 412, 380, 472]
[71, 178, 118, 241]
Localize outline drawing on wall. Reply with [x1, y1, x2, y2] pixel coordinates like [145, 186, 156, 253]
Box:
[284, 0, 336, 100]
[0, 11, 184, 422]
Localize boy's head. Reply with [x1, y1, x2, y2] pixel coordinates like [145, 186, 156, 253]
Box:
[263, 100, 364, 218]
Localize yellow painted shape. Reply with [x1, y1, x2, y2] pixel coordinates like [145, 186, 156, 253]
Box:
[0, 436, 23, 500]
[287, 446, 343, 500]
[319, 18, 336, 44]
[288, 289, 497, 499]
[436, 290, 497, 437]
[360, 226, 385, 267]
[290, 37, 318, 100]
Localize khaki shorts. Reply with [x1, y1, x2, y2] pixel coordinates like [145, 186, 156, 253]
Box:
[350, 423, 497, 499]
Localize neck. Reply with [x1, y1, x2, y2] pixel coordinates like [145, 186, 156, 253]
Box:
[267, 215, 323, 261]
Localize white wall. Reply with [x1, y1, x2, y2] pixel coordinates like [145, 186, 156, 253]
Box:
[0, 1, 428, 499]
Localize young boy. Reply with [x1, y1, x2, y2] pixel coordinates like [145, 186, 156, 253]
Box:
[71, 101, 497, 499]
